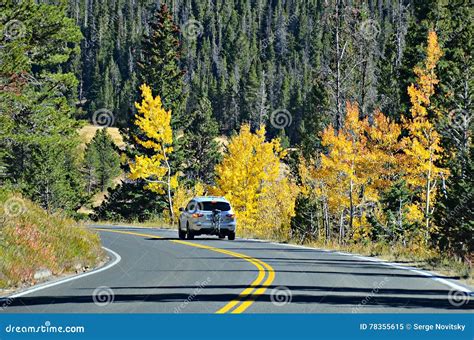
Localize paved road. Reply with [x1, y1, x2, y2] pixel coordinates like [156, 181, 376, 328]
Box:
[1, 226, 472, 313]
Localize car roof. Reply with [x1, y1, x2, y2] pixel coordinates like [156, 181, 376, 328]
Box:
[191, 196, 229, 203]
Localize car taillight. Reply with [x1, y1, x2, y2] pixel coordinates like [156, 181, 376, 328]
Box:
[227, 214, 235, 219]
[192, 213, 204, 218]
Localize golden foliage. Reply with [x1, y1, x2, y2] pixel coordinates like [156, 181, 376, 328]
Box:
[402, 30, 447, 233]
[298, 30, 446, 248]
[407, 30, 443, 120]
[129, 84, 178, 218]
[213, 124, 299, 239]
[133, 84, 173, 152]
[301, 102, 403, 241]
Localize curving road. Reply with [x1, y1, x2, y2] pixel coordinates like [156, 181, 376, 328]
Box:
[1, 225, 472, 313]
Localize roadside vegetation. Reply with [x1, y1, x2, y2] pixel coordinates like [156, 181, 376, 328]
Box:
[0, 190, 104, 289]
[1, 1, 471, 286]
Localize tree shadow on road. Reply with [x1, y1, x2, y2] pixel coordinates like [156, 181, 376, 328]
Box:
[3, 290, 471, 311]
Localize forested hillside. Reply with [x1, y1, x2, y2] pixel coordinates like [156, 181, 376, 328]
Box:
[67, 0, 463, 140]
[1, 0, 472, 270]
[63, 0, 471, 170]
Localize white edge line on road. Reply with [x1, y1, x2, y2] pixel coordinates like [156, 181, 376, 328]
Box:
[241, 237, 473, 294]
[2, 247, 121, 300]
[351, 255, 472, 294]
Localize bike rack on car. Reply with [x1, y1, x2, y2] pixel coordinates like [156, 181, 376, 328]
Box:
[211, 209, 222, 235]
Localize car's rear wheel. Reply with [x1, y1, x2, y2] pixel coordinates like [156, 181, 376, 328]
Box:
[228, 231, 235, 240]
[178, 223, 186, 240]
[186, 224, 194, 240]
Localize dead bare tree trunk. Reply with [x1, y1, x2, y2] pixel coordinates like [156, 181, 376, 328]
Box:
[339, 210, 344, 244]
[323, 198, 330, 243]
[334, 0, 343, 131]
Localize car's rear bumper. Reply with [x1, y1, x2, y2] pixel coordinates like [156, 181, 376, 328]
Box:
[190, 222, 236, 234]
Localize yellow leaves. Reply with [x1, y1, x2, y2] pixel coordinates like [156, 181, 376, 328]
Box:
[214, 123, 299, 239]
[408, 30, 442, 120]
[169, 174, 179, 189]
[133, 83, 173, 151]
[296, 31, 447, 248]
[406, 203, 424, 224]
[144, 182, 166, 195]
[317, 102, 373, 206]
[129, 84, 176, 208]
[256, 178, 300, 240]
[303, 102, 405, 241]
[298, 156, 315, 196]
[401, 30, 448, 238]
[215, 124, 282, 200]
[403, 31, 446, 184]
[366, 110, 401, 147]
[425, 30, 443, 75]
[352, 215, 371, 241]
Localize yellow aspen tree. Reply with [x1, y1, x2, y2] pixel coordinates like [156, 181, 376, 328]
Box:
[402, 30, 447, 237]
[257, 175, 300, 240]
[129, 84, 179, 221]
[317, 102, 376, 241]
[214, 124, 298, 238]
[363, 110, 405, 232]
[301, 107, 404, 243]
[364, 110, 403, 190]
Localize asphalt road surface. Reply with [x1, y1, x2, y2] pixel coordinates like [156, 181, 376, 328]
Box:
[1, 225, 472, 313]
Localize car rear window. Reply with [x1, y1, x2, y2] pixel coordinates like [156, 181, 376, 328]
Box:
[200, 201, 231, 211]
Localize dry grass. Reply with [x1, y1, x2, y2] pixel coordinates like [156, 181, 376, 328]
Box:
[77, 124, 125, 213]
[91, 219, 174, 229]
[78, 124, 125, 149]
[0, 190, 105, 290]
[215, 136, 228, 153]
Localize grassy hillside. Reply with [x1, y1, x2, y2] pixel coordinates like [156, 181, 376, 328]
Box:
[78, 125, 125, 149]
[0, 190, 105, 289]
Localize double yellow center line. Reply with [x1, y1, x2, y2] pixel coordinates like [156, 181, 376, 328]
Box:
[96, 228, 275, 313]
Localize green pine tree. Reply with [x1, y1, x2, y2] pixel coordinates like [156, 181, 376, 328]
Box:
[103, 3, 187, 221]
[0, 0, 86, 214]
[84, 129, 121, 193]
[137, 3, 185, 120]
[434, 145, 474, 259]
[180, 96, 221, 185]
